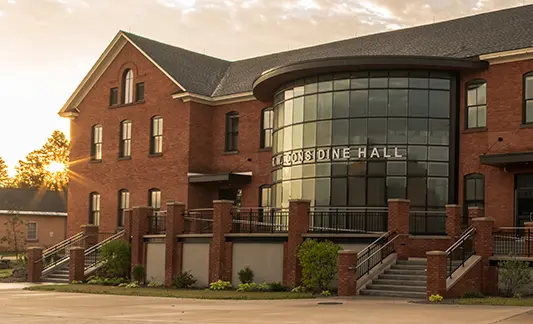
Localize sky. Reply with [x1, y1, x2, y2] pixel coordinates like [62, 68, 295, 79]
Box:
[0, 0, 530, 175]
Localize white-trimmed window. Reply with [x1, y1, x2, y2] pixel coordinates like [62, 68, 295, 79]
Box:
[91, 125, 103, 160]
[89, 192, 101, 226]
[150, 116, 163, 154]
[261, 107, 273, 148]
[118, 189, 130, 227]
[466, 80, 487, 129]
[122, 69, 134, 104]
[120, 120, 132, 158]
[149, 188, 161, 210]
[26, 222, 37, 241]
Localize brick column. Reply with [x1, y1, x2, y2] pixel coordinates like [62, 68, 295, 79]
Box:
[524, 222, 533, 258]
[284, 199, 310, 287]
[165, 201, 185, 287]
[81, 225, 99, 249]
[27, 247, 43, 283]
[123, 208, 133, 242]
[388, 199, 410, 260]
[69, 247, 85, 282]
[209, 200, 233, 283]
[446, 204, 462, 239]
[337, 250, 358, 296]
[472, 217, 496, 295]
[426, 251, 447, 298]
[131, 206, 152, 275]
[468, 207, 484, 223]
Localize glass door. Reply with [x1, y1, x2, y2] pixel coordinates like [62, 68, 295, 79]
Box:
[515, 174, 533, 227]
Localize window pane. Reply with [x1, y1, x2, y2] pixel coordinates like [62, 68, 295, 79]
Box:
[331, 178, 347, 206]
[305, 77, 318, 94]
[468, 107, 478, 128]
[430, 78, 450, 90]
[477, 83, 487, 105]
[429, 119, 449, 145]
[294, 85, 305, 97]
[475, 178, 485, 200]
[368, 161, 386, 176]
[388, 161, 406, 175]
[292, 124, 303, 149]
[388, 90, 408, 116]
[368, 118, 387, 144]
[331, 163, 347, 176]
[315, 178, 330, 206]
[277, 102, 285, 127]
[332, 120, 349, 145]
[388, 118, 407, 144]
[348, 161, 366, 176]
[389, 77, 408, 88]
[367, 178, 386, 206]
[318, 77, 333, 92]
[351, 78, 368, 89]
[408, 146, 427, 160]
[427, 178, 448, 207]
[316, 163, 331, 176]
[304, 95, 317, 121]
[318, 93, 333, 119]
[387, 177, 406, 199]
[136, 83, 144, 101]
[526, 101, 533, 123]
[467, 88, 477, 106]
[334, 79, 350, 91]
[291, 165, 302, 179]
[477, 105, 486, 128]
[350, 119, 367, 145]
[293, 97, 304, 123]
[409, 90, 429, 117]
[349, 177, 366, 206]
[526, 76, 533, 99]
[408, 118, 428, 144]
[369, 77, 388, 88]
[291, 180, 302, 200]
[284, 100, 293, 124]
[428, 146, 449, 161]
[276, 129, 284, 152]
[408, 161, 427, 176]
[316, 121, 332, 146]
[429, 91, 449, 118]
[284, 126, 293, 150]
[368, 90, 387, 116]
[302, 179, 315, 202]
[302, 164, 316, 178]
[428, 162, 449, 176]
[333, 91, 349, 118]
[350, 90, 368, 117]
[303, 122, 317, 148]
[466, 178, 476, 201]
[408, 178, 426, 206]
[409, 78, 429, 89]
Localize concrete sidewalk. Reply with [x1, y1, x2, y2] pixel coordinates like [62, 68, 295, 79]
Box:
[0, 288, 531, 324]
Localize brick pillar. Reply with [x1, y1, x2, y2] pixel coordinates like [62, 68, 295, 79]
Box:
[27, 247, 43, 283]
[446, 204, 462, 239]
[468, 207, 484, 223]
[426, 251, 447, 298]
[165, 201, 185, 287]
[69, 247, 85, 282]
[388, 199, 410, 260]
[131, 206, 152, 275]
[337, 250, 358, 296]
[209, 200, 233, 283]
[284, 199, 310, 287]
[123, 208, 133, 242]
[524, 222, 533, 258]
[81, 225, 99, 248]
[472, 217, 496, 295]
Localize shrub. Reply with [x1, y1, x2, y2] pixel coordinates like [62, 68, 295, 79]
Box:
[86, 276, 128, 286]
[291, 286, 308, 293]
[462, 291, 484, 299]
[321, 290, 332, 297]
[100, 240, 131, 279]
[237, 266, 254, 284]
[237, 282, 257, 292]
[429, 294, 443, 303]
[268, 282, 289, 292]
[172, 271, 197, 289]
[132, 264, 145, 284]
[125, 282, 140, 288]
[256, 282, 269, 292]
[297, 239, 341, 291]
[147, 281, 163, 288]
[209, 280, 232, 290]
[498, 259, 532, 297]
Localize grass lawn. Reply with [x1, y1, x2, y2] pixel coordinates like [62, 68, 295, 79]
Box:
[458, 297, 533, 306]
[0, 269, 13, 278]
[0, 252, 17, 258]
[26, 284, 315, 300]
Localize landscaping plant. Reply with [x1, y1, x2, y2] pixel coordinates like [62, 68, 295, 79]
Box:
[237, 283, 257, 292]
[429, 294, 443, 303]
[297, 239, 341, 291]
[1, 208, 26, 262]
[100, 240, 131, 279]
[237, 266, 254, 284]
[172, 271, 197, 289]
[132, 264, 145, 284]
[268, 282, 289, 292]
[462, 291, 484, 299]
[209, 280, 232, 290]
[498, 259, 532, 297]
[147, 281, 163, 288]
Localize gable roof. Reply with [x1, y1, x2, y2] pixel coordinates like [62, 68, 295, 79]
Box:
[0, 188, 67, 214]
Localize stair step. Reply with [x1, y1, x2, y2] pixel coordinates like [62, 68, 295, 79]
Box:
[390, 264, 427, 270]
[47, 274, 69, 279]
[366, 284, 426, 292]
[396, 259, 427, 265]
[43, 277, 70, 283]
[385, 269, 427, 275]
[360, 289, 426, 299]
[379, 274, 426, 281]
[373, 279, 426, 287]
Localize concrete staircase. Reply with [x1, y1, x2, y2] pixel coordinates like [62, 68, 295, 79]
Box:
[360, 258, 427, 299]
[43, 259, 98, 283]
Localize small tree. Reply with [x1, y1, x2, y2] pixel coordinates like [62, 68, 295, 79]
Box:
[499, 259, 532, 297]
[297, 238, 341, 291]
[1, 207, 26, 261]
[99, 240, 131, 279]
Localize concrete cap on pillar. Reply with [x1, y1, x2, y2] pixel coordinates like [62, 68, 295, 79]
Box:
[468, 206, 484, 210]
[288, 199, 311, 203]
[338, 250, 359, 255]
[132, 205, 153, 209]
[445, 204, 461, 208]
[426, 251, 447, 256]
[523, 222, 533, 227]
[27, 247, 43, 251]
[166, 201, 186, 206]
[69, 247, 85, 251]
[387, 199, 410, 203]
[471, 217, 495, 222]
[213, 200, 235, 204]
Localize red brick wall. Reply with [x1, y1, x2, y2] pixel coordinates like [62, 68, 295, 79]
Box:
[408, 237, 451, 258]
[459, 59, 533, 227]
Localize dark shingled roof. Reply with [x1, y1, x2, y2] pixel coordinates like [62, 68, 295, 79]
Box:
[124, 5, 533, 97]
[0, 188, 67, 213]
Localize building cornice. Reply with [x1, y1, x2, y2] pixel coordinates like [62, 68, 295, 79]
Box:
[172, 91, 256, 106]
[480, 47, 533, 65]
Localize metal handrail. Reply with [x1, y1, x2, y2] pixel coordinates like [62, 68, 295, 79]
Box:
[355, 234, 403, 271]
[84, 231, 126, 272]
[446, 226, 476, 278]
[310, 207, 388, 211]
[446, 226, 475, 253]
[42, 232, 84, 258]
[358, 231, 392, 256]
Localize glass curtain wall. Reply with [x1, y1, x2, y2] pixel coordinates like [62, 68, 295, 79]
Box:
[271, 71, 453, 210]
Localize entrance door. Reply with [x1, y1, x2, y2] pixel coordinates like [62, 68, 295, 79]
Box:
[218, 188, 242, 206]
[515, 175, 533, 227]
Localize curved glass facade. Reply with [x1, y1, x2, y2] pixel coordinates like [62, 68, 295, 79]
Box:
[271, 71, 455, 209]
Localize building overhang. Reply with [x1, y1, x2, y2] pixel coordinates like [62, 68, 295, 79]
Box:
[252, 55, 489, 102]
[480, 151, 533, 167]
[188, 172, 252, 184]
[172, 91, 256, 106]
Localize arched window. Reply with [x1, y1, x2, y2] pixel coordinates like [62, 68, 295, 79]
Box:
[91, 125, 103, 160]
[150, 116, 163, 154]
[89, 192, 101, 226]
[119, 120, 132, 158]
[464, 173, 485, 222]
[117, 189, 130, 228]
[122, 69, 134, 104]
[524, 72, 533, 123]
[260, 107, 273, 148]
[148, 188, 161, 210]
[225, 111, 239, 152]
[466, 80, 487, 129]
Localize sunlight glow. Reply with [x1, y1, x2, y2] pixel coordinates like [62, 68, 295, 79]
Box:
[46, 161, 66, 174]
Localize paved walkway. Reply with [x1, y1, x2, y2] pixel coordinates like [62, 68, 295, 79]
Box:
[0, 287, 531, 324]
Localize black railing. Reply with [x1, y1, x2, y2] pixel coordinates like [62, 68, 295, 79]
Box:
[184, 209, 213, 234]
[40, 233, 88, 273]
[148, 212, 167, 235]
[493, 228, 532, 257]
[309, 208, 387, 233]
[410, 210, 447, 235]
[355, 233, 400, 280]
[231, 208, 289, 233]
[84, 231, 125, 272]
[446, 226, 476, 278]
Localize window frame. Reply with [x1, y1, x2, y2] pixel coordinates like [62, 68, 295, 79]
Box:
[91, 125, 103, 161]
[150, 116, 163, 155]
[109, 87, 118, 106]
[26, 222, 38, 241]
[523, 72, 533, 124]
[136, 82, 145, 102]
[225, 111, 239, 152]
[117, 189, 130, 228]
[258, 185, 272, 222]
[260, 107, 274, 149]
[464, 173, 485, 222]
[465, 79, 487, 130]
[119, 120, 132, 158]
[122, 69, 134, 104]
[89, 192, 101, 226]
[148, 188, 162, 211]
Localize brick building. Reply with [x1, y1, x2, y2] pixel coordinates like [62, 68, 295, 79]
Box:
[60, 5, 533, 238]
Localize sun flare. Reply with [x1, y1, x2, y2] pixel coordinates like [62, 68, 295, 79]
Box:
[46, 161, 66, 174]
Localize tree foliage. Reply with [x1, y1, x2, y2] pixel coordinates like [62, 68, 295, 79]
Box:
[14, 130, 69, 190]
[0, 207, 26, 260]
[0, 157, 10, 188]
[297, 239, 341, 291]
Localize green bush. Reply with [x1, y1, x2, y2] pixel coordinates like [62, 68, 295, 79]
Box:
[86, 276, 128, 286]
[321, 290, 332, 297]
[172, 271, 197, 289]
[297, 239, 341, 291]
[462, 291, 484, 299]
[268, 282, 289, 292]
[256, 282, 269, 292]
[429, 294, 443, 303]
[125, 282, 140, 288]
[499, 259, 532, 297]
[147, 281, 163, 288]
[237, 282, 257, 292]
[132, 264, 145, 284]
[209, 280, 232, 290]
[237, 266, 254, 284]
[99, 240, 131, 279]
[291, 285, 308, 293]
